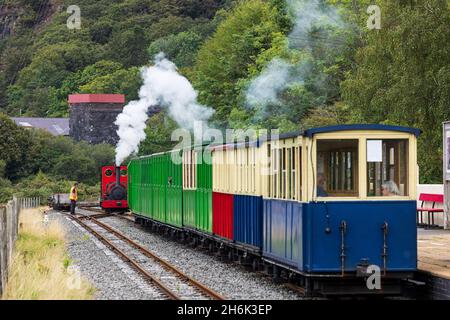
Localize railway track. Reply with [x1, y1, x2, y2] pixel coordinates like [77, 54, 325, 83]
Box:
[66, 211, 225, 300]
[78, 206, 136, 223]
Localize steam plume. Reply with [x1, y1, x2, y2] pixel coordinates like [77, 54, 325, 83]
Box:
[245, 0, 346, 117]
[115, 53, 214, 165]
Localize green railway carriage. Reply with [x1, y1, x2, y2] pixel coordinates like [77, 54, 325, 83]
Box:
[128, 151, 183, 227]
[166, 151, 183, 228]
[182, 148, 213, 233]
[128, 146, 212, 232]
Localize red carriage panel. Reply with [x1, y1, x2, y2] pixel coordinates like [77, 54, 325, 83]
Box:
[212, 192, 234, 240]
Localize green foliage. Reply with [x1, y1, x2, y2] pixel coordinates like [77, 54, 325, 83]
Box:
[107, 26, 148, 67]
[1, 0, 228, 116]
[0, 178, 14, 204]
[52, 155, 97, 185]
[0, 114, 109, 202]
[6, 40, 102, 116]
[193, 0, 286, 126]
[300, 102, 352, 129]
[47, 60, 131, 116]
[341, 0, 450, 183]
[47, 140, 115, 185]
[79, 67, 142, 101]
[147, 13, 225, 69]
[148, 31, 203, 68]
[0, 113, 32, 180]
[139, 112, 179, 156]
[0, 112, 114, 187]
[0, 160, 6, 178]
[14, 172, 99, 201]
[1, 0, 448, 185]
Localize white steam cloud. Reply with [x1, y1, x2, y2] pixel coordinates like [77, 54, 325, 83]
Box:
[245, 0, 346, 115]
[246, 59, 293, 108]
[115, 53, 214, 165]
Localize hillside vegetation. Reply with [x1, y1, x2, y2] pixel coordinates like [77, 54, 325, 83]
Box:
[0, 0, 449, 194]
[0, 0, 230, 116]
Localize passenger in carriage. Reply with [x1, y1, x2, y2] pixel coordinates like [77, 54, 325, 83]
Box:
[317, 173, 328, 197]
[381, 180, 400, 196]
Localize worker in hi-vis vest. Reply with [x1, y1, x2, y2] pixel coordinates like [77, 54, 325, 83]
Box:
[69, 182, 78, 215]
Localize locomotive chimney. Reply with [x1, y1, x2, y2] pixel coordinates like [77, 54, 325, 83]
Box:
[115, 166, 121, 187]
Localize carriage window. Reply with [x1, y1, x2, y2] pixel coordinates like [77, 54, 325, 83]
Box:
[317, 140, 358, 197]
[183, 150, 197, 189]
[367, 140, 408, 197]
[269, 145, 301, 200]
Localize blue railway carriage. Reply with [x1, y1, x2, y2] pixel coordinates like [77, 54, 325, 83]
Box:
[260, 124, 420, 295]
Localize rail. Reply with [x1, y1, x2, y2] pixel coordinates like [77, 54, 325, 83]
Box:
[69, 212, 225, 300]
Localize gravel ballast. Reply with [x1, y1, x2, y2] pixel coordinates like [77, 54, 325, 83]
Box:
[49, 211, 161, 300]
[50, 209, 302, 300]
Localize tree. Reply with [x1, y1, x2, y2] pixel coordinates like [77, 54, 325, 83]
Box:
[0, 113, 32, 180]
[52, 154, 98, 185]
[6, 40, 101, 116]
[79, 67, 142, 101]
[342, 0, 450, 183]
[0, 177, 13, 204]
[0, 0, 229, 116]
[300, 102, 352, 129]
[193, 0, 286, 126]
[148, 31, 203, 68]
[178, 0, 231, 19]
[139, 112, 179, 156]
[107, 26, 148, 67]
[0, 160, 6, 178]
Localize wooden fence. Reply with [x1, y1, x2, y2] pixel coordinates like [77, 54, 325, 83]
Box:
[0, 197, 41, 296]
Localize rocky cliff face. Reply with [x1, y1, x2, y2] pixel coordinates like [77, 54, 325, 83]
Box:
[0, 1, 58, 40]
[0, 5, 22, 39]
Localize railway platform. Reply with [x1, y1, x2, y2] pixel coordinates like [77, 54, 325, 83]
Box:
[416, 228, 450, 299]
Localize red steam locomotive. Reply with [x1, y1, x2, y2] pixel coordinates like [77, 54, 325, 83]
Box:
[100, 165, 128, 212]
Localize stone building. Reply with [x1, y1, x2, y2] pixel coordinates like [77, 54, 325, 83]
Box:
[68, 94, 125, 145]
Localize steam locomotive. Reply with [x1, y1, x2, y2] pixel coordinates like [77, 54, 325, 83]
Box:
[100, 165, 128, 212]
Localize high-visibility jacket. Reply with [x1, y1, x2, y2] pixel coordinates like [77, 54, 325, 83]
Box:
[70, 186, 78, 201]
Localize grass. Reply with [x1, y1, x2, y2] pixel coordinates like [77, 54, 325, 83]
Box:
[1, 208, 95, 300]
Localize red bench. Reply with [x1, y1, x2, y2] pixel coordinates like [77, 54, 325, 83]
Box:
[417, 193, 444, 228]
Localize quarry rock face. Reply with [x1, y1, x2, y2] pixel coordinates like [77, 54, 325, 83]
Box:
[69, 94, 126, 145]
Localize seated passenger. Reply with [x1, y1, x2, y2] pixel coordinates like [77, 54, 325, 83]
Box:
[381, 180, 400, 196]
[317, 173, 328, 197]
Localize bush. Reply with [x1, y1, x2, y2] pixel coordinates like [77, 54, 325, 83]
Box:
[14, 172, 100, 202]
[0, 159, 6, 177]
[0, 178, 14, 204]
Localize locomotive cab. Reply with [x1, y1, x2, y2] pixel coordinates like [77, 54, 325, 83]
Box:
[101, 165, 129, 211]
